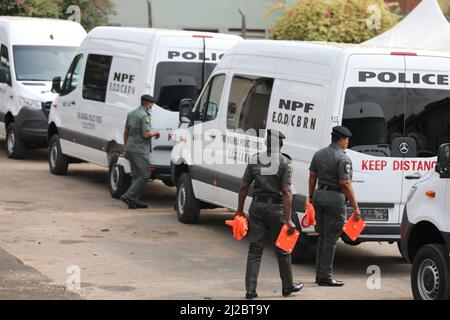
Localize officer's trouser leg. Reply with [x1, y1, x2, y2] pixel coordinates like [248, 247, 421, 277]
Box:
[123, 152, 151, 202]
[268, 205, 293, 290]
[245, 203, 265, 292]
[313, 203, 325, 277]
[318, 205, 345, 280]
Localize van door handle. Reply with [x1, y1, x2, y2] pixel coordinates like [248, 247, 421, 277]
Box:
[209, 134, 216, 139]
[405, 173, 422, 180]
[71, 101, 76, 105]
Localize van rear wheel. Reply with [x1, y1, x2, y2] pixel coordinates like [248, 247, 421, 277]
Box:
[6, 123, 26, 159]
[49, 134, 69, 175]
[411, 244, 450, 300]
[109, 155, 131, 199]
[176, 173, 200, 224]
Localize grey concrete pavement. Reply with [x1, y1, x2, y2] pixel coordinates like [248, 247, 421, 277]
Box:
[0, 246, 81, 300]
[0, 138, 412, 299]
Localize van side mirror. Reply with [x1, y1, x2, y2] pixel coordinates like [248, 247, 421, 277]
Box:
[179, 98, 193, 124]
[436, 143, 450, 178]
[51, 76, 62, 94]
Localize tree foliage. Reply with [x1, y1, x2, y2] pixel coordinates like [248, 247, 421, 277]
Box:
[268, 0, 400, 43]
[0, 0, 115, 31]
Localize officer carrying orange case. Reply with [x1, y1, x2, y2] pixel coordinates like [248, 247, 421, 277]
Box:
[342, 212, 366, 241]
[276, 224, 300, 253]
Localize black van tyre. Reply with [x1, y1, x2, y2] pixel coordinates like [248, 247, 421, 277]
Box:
[108, 154, 131, 199]
[176, 172, 200, 224]
[411, 244, 450, 300]
[6, 123, 26, 159]
[49, 134, 69, 175]
[291, 211, 317, 263]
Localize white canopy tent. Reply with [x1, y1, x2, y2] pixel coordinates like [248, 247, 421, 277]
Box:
[363, 0, 450, 52]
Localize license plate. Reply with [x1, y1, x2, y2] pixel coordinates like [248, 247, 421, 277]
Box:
[346, 208, 388, 221]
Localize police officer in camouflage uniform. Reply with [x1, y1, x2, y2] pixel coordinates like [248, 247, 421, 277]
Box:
[308, 126, 360, 287]
[236, 129, 303, 299]
[120, 95, 160, 209]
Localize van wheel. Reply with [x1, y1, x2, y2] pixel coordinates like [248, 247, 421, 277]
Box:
[49, 134, 69, 175]
[411, 244, 450, 300]
[109, 155, 131, 199]
[291, 211, 317, 263]
[176, 173, 200, 224]
[6, 123, 26, 159]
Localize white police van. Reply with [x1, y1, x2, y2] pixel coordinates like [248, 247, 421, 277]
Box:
[170, 39, 450, 262]
[48, 27, 241, 198]
[400, 143, 450, 300]
[0, 17, 86, 158]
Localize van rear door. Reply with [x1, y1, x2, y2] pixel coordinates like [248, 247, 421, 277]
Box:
[341, 55, 406, 232]
[402, 55, 450, 210]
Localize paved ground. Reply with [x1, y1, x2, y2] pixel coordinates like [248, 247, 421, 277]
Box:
[0, 138, 412, 300]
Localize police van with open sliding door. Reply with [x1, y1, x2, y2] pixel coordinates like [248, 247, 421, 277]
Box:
[0, 17, 86, 159]
[170, 40, 450, 262]
[48, 27, 241, 198]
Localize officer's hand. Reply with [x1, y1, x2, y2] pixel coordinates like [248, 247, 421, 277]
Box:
[287, 220, 297, 235]
[353, 209, 362, 222]
[153, 131, 160, 139]
[122, 151, 128, 159]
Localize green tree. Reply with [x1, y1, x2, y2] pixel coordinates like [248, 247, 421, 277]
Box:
[268, 0, 400, 43]
[58, 0, 115, 31]
[0, 0, 60, 18]
[0, 0, 115, 31]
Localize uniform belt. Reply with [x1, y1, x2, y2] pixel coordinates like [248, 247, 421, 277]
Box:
[318, 184, 343, 193]
[254, 196, 282, 205]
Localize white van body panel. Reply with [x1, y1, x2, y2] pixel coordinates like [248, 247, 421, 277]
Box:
[0, 17, 86, 141]
[49, 27, 241, 181]
[172, 40, 450, 242]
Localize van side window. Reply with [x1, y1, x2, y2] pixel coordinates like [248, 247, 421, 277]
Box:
[61, 54, 84, 95]
[0, 44, 11, 86]
[226, 75, 273, 135]
[342, 87, 405, 158]
[82, 54, 112, 103]
[193, 74, 225, 122]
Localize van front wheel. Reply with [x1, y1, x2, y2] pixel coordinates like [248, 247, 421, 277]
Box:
[6, 123, 26, 159]
[49, 134, 69, 175]
[109, 155, 131, 199]
[411, 244, 450, 300]
[176, 173, 200, 224]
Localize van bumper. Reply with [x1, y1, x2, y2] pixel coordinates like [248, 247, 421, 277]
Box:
[15, 107, 48, 147]
[151, 165, 173, 185]
[356, 224, 401, 242]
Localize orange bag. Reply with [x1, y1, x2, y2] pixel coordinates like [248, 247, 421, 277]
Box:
[342, 213, 366, 241]
[225, 215, 248, 241]
[276, 224, 300, 253]
[301, 202, 317, 228]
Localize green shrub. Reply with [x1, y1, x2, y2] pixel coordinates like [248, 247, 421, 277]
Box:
[268, 0, 400, 43]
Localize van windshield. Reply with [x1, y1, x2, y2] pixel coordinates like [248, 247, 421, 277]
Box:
[154, 61, 216, 112]
[13, 45, 77, 81]
[343, 87, 450, 158]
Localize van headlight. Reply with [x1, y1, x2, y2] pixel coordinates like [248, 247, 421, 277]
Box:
[19, 97, 42, 110]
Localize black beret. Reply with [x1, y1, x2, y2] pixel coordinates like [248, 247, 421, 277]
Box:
[141, 94, 157, 103]
[331, 126, 352, 138]
[267, 129, 286, 140]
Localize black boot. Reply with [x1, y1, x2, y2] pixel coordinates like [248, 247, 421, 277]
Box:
[282, 282, 304, 297]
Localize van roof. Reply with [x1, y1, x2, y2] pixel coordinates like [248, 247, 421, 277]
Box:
[0, 16, 86, 46]
[86, 26, 242, 46]
[226, 40, 450, 66]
